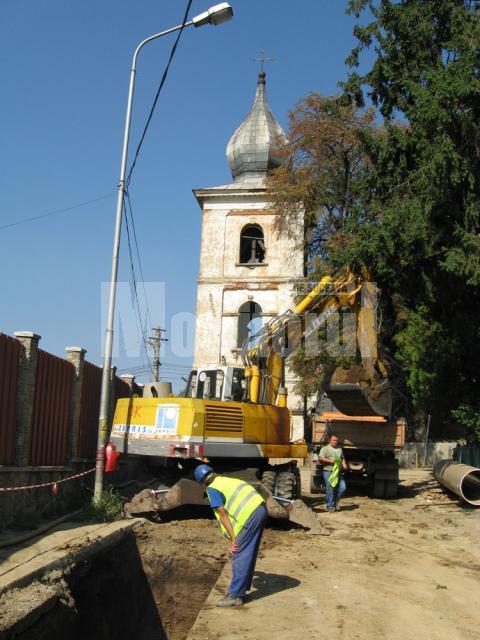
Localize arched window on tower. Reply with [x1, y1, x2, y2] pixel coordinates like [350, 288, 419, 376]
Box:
[237, 301, 262, 348]
[239, 224, 265, 264]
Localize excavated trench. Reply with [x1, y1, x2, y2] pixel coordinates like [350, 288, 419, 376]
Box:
[2, 517, 228, 640]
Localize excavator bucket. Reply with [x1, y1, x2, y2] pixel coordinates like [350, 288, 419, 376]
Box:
[286, 499, 318, 529]
[264, 495, 318, 530]
[125, 479, 320, 531]
[324, 364, 393, 417]
[124, 479, 209, 518]
[324, 381, 392, 417]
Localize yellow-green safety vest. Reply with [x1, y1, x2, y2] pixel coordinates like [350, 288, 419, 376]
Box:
[328, 456, 341, 488]
[209, 476, 264, 539]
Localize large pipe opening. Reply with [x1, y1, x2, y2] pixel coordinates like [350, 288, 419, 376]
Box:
[461, 470, 480, 505]
[433, 460, 480, 507]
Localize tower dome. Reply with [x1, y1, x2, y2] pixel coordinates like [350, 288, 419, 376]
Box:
[226, 72, 286, 184]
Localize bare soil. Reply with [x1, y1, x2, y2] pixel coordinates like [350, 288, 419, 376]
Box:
[1, 470, 479, 640]
[0, 517, 226, 640]
[134, 518, 226, 638]
[190, 469, 480, 640]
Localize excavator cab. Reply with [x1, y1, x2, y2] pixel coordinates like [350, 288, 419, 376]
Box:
[184, 366, 246, 402]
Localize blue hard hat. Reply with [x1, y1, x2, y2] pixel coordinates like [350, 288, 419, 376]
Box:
[194, 464, 214, 484]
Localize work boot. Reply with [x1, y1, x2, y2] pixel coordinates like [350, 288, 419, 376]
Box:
[216, 595, 244, 607]
[334, 504, 341, 512]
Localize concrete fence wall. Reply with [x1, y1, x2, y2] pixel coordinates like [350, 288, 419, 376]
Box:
[398, 442, 457, 468]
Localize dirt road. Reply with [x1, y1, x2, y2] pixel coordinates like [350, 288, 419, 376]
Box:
[1, 469, 479, 640]
[189, 469, 480, 640]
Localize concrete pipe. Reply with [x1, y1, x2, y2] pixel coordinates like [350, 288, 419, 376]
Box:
[142, 381, 173, 398]
[433, 459, 480, 506]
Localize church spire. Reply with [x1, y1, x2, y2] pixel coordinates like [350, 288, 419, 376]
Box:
[226, 71, 286, 184]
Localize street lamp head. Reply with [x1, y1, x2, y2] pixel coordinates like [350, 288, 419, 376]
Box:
[192, 3, 234, 28]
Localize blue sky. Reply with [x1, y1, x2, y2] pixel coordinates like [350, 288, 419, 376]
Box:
[1, 0, 371, 387]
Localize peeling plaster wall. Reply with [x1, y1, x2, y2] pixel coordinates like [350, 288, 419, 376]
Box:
[193, 186, 306, 440]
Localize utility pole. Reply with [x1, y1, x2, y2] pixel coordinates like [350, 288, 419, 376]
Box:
[148, 327, 168, 382]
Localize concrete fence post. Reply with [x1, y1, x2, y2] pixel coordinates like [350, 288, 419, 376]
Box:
[14, 331, 41, 466]
[119, 374, 135, 395]
[65, 346, 87, 460]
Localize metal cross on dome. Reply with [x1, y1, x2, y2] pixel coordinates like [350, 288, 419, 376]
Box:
[252, 49, 274, 73]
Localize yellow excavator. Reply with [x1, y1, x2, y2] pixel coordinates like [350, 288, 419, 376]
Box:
[112, 269, 394, 525]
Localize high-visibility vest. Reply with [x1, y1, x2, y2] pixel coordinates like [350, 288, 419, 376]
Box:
[209, 476, 264, 539]
[328, 456, 341, 488]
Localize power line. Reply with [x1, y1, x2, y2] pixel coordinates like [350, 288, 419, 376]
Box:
[123, 199, 153, 377]
[117, 365, 191, 374]
[124, 190, 154, 331]
[117, 367, 186, 379]
[116, 361, 191, 374]
[125, 0, 193, 187]
[0, 193, 114, 231]
[116, 362, 190, 373]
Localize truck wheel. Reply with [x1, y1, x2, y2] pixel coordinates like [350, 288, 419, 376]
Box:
[373, 478, 386, 499]
[385, 479, 398, 499]
[275, 471, 296, 501]
[260, 470, 276, 496]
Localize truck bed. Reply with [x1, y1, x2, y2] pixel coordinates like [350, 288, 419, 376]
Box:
[312, 413, 406, 451]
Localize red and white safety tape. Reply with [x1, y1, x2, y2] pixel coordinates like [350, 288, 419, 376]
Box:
[0, 467, 95, 493]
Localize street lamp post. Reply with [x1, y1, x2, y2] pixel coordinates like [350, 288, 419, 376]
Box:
[94, 3, 233, 502]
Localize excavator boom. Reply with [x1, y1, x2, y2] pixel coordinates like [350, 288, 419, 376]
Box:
[242, 270, 392, 417]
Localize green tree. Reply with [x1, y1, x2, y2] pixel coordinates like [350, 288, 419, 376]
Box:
[342, 0, 480, 430]
[270, 0, 480, 434]
[268, 95, 376, 259]
[268, 96, 376, 398]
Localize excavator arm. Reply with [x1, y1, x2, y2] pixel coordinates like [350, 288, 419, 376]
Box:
[241, 270, 392, 417]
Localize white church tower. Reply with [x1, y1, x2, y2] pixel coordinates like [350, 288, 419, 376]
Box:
[192, 71, 306, 438]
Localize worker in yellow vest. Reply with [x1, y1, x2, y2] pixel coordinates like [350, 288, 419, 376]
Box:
[194, 463, 267, 607]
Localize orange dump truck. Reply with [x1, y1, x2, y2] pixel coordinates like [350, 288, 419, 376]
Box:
[310, 398, 406, 499]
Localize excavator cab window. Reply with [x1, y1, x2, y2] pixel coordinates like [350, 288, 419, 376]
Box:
[231, 368, 246, 402]
[184, 370, 197, 398]
[196, 370, 225, 401]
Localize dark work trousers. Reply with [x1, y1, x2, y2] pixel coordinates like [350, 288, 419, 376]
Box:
[323, 470, 346, 510]
[228, 503, 267, 598]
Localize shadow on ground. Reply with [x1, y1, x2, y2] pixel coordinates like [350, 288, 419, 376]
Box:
[246, 570, 301, 602]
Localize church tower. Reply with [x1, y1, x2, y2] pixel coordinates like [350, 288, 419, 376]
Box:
[192, 72, 306, 438]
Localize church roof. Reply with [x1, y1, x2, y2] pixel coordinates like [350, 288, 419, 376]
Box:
[226, 72, 286, 185]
